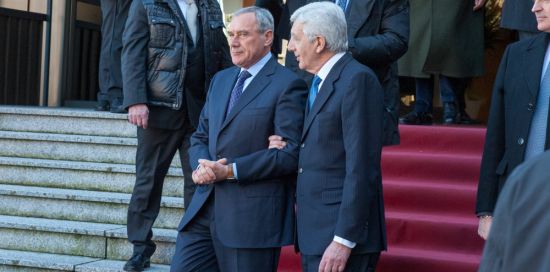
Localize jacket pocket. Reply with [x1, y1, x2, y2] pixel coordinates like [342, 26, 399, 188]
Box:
[321, 188, 342, 205]
[149, 18, 176, 48]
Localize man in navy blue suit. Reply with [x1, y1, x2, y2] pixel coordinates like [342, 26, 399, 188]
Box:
[170, 6, 308, 272]
[271, 2, 386, 271]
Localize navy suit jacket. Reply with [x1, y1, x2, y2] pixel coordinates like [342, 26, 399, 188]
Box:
[476, 33, 550, 214]
[180, 57, 308, 248]
[296, 54, 387, 255]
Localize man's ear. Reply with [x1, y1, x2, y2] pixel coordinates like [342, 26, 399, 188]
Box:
[315, 36, 326, 54]
[264, 30, 274, 47]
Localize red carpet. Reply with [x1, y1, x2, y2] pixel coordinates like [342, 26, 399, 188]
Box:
[278, 125, 487, 272]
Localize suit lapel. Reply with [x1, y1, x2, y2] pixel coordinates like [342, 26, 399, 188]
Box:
[302, 54, 352, 140]
[347, 0, 374, 38]
[220, 58, 277, 130]
[523, 34, 549, 100]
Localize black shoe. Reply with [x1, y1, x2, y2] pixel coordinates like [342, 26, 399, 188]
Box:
[123, 254, 151, 271]
[399, 111, 433, 125]
[443, 102, 458, 124]
[457, 111, 481, 125]
[95, 101, 109, 111]
[109, 98, 127, 114]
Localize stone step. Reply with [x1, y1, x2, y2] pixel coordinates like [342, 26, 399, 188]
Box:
[0, 249, 171, 272]
[0, 249, 100, 271]
[0, 185, 184, 229]
[0, 131, 181, 167]
[0, 215, 177, 265]
[0, 106, 135, 138]
[0, 156, 183, 197]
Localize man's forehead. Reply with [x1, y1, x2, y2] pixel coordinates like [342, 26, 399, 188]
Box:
[229, 13, 257, 30]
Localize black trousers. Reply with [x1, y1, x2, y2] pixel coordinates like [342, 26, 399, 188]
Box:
[98, 0, 131, 104]
[301, 252, 380, 272]
[170, 195, 281, 272]
[127, 124, 194, 256]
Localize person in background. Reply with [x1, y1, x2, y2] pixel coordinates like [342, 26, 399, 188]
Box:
[478, 151, 550, 272]
[121, 0, 231, 270]
[501, 0, 539, 40]
[96, 0, 131, 113]
[399, 0, 485, 125]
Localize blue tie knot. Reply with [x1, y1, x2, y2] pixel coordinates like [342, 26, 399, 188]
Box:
[308, 75, 322, 110]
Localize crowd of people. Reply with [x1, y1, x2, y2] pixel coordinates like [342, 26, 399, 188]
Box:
[95, 0, 550, 271]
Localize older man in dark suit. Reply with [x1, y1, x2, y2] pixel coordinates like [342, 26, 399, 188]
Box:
[271, 2, 385, 271]
[170, 6, 308, 272]
[280, 0, 408, 146]
[476, 0, 550, 240]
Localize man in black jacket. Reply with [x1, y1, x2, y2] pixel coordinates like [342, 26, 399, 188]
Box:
[121, 0, 231, 270]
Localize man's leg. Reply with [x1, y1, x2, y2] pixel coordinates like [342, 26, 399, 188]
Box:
[97, 0, 116, 110]
[171, 196, 219, 272]
[127, 126, 187, 256]
[212, 220, 281, 272]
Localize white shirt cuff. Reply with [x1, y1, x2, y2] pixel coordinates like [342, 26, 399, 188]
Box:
[333, 236, 356, 248]
[232, 163, 238, 179]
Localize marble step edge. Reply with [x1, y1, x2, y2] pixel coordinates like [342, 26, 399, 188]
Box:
[0, 156, 183, 177]
[0, 106, 127, 120]
[0, 131, 136, 146]
[0, 184, 184, 209]
[0, 215, 177, 242]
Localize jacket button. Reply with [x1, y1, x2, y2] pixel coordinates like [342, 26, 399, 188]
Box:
[518, 137, 525, 145]
[298, 168, 303, 174]
[300, 143, 305, 148]
[528, 103, 535, 111]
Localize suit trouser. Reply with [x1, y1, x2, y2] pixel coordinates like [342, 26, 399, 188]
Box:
[301, 252, 380, 272]
[170, 194, 281, 272]
[127, 124, 194, 256]
[414, 75, 470, 113]
[98, 0, 131, 104]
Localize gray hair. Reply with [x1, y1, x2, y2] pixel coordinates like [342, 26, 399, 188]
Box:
[290, 2, 348, 52]
[233, 6, 274, 33]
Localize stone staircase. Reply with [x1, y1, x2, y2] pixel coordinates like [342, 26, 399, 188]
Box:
[0, 106, 184, 271]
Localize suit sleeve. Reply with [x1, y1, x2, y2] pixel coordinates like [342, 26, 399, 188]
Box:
[233, 77, 308, 183]
[476, 46, 511, 214]
[188, 75, 218, 169]
[349, 0, 409, 68]
[121, 0, 149, 109]
[334, 71, 384, 242]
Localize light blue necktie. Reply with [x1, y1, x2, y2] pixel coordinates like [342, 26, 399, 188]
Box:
[308, 76, 322, 110]
[525, 67, 550, 159]
[336, 0, 348, 11]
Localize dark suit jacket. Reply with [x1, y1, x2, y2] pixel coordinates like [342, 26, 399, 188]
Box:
[180, 57, 308, 248]
[281, 0, 409, 146]
[296, 53, 386, 255]
[479, 150, 550, 272]
[476, 33, 550, 214]
[501, 0, 538, 33]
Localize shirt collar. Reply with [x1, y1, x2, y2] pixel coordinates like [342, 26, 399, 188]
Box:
[241, 52, 272, 76]
[316, 52, 345, 85]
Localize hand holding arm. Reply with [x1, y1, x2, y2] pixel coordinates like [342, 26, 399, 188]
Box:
[268, 135, 287, 149]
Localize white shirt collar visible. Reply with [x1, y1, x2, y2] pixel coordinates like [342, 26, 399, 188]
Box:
[316, 52, 346, 90]
[240, 52, 272, 91]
